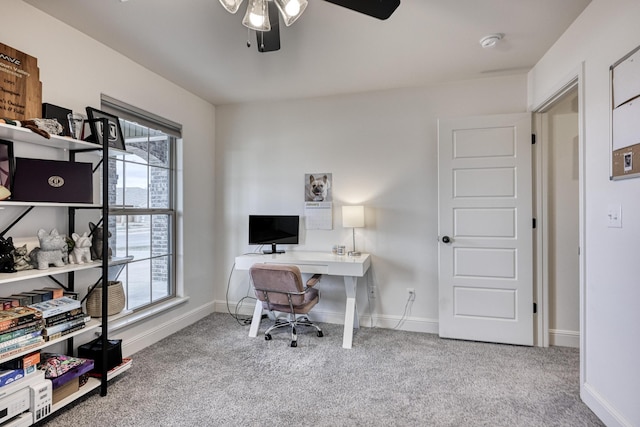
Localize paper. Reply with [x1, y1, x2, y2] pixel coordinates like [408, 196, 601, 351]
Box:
[304, 202, 332, 230]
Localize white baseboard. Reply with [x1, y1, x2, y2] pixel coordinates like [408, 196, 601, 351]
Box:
[582, 382, 632, 427]
[121, 301, 215, 357]
[549, 328, 580, 348]
[213, 300, 439, 334]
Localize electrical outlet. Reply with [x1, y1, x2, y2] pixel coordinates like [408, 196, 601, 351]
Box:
[407, 288, 415, 295]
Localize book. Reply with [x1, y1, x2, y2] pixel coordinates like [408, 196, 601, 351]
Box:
[63, 292, 79, 300]
[0, 329, 42, 352]
[0, 351, 40, 374]
[0, 307, 42, 332]
[0, 330, 42, 349]
[0, 320, 44, 336]
[40, 288, 64, 299]
[7, 295, 32, 307]
[43, 323, 86, 341]
[28, 297, 82, 319]
[0, 298, 20, 308]
[44, 308, 84, 327]
[0, 324, 43, 344]
[43, 318, 86, 337]
[0, 341, 42, 359]
[0, 336, 43, 354]
[31, 290, 54, 302]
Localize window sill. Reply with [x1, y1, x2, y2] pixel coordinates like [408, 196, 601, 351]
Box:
[107, 297, 190, 333]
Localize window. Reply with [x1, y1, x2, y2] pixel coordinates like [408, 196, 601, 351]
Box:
[102, 97, 180, 312]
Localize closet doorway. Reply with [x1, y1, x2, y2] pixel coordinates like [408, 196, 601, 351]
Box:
[534, 85, 581, 348]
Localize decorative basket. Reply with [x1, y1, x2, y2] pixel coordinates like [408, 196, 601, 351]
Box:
[86, 281, 125, 317]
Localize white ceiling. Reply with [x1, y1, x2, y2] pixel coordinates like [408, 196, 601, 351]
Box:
[24, 0, 591, 105]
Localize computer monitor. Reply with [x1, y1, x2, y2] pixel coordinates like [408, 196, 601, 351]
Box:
[248, 215, 299, 254]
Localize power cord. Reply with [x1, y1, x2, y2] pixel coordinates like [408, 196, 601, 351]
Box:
[225, 248, 267, 326]
[393, 289, 416, 329]
[366, 271, 377, 328]
[225, 261, 254, 326]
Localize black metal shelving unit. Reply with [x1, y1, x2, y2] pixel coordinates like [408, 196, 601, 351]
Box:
[0, 119, 129, 421]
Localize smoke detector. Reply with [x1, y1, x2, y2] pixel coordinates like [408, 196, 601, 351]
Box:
[479, 33, 504, 48]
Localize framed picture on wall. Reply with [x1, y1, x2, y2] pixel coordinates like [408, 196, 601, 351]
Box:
[0, 139, 14, 193]
[86, 107, 126, 151]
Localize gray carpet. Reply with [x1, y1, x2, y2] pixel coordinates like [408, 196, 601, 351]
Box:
[37, 313, 603, 427]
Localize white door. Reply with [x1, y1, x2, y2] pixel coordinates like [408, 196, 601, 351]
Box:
[438, 113, 533, 346]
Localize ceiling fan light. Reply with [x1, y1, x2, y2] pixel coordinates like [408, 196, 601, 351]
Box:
[219, 0, 244, 14]
[274, 0, 308, 26]
[242, 0, 271, 31]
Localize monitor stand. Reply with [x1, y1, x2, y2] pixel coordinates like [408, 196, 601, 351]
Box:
[263, 243, 285, 254]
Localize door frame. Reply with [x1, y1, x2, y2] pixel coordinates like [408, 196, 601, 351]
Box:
[531, 62, 586, 370]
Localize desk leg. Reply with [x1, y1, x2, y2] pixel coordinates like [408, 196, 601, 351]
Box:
[343, 276, 359, 349]
[249, 299, 263, 338]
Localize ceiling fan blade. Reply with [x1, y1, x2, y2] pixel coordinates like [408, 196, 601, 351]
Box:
[257, 1, 280, 52]
[323, 0, 400, 20]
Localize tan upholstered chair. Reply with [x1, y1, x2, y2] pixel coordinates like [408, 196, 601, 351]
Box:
[249, 264, 323, 347]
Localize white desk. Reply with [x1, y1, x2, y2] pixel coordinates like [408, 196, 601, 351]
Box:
[235, 251, 371, 349]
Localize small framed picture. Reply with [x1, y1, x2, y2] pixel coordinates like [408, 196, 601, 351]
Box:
[0, 139, 14, 192]
[623, 152, 633, 172]
[86, 107, 126, 151]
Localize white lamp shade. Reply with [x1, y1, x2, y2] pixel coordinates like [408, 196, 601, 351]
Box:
[242, 0, 271, 31]
[274, 0, 308, 26]
[342, 206, 365, 228]
[219, 0, 244, 14]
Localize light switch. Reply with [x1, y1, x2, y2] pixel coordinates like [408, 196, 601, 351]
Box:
[607, 204, 622, 228]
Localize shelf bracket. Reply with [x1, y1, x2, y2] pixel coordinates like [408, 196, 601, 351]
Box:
[46, 276, 69, 291]
[81, 277, 103, 304]
[0, 205, 35, 237]
[93, 158, 103, 173]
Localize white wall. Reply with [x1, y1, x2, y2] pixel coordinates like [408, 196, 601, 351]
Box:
[529, 0, 640, 425]
[2, 0, 216, 353]
[215, 75, 528, 330]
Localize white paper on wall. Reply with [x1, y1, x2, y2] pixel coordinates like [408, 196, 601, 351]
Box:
[613, 48, 640, 108]
[612, 99, 640, 150]
[304, 202, 333, 230]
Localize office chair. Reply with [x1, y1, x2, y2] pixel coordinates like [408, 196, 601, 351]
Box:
[249, 264, 323, 347]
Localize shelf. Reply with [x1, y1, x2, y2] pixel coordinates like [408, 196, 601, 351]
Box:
[51, 377, 101, 413]
[1, 110, 122, 413]
[0, 262, 102, 284]
[0, 201, 102, 208]
[0, 257, 133, 285]
[0, 122, 101, 151]
[50, 358, 132, 413]
[0, 320, 101, 364]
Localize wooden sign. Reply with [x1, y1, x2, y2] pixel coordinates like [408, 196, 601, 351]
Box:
[0, 42, 42, 121]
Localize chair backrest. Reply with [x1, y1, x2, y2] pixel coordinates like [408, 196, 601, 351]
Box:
[249, 264, 305, 306]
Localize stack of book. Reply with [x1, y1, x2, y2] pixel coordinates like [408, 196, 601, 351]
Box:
[28, 297, 87, 341]
[0, 307, 44, 358]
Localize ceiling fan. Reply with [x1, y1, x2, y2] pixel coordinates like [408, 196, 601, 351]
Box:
[219, 0, 401, 53]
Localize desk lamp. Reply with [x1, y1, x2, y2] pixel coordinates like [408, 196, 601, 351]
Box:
[342, 205, 364, 256]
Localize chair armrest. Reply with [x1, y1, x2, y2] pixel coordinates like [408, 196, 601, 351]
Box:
[306, 274, 322, 287]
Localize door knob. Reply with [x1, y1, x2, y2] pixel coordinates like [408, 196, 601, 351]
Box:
[441, 236, 451, 244]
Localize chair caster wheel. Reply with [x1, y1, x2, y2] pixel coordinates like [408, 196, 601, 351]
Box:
[317, 331, 324, 337]
[290, 341, 297, 347]
[265, 334, 272, 341]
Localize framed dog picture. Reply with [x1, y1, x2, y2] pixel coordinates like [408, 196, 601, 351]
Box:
[305, 173, 332, 202]
[0, 139, 14, 192]
[86, 107, 126, 151]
